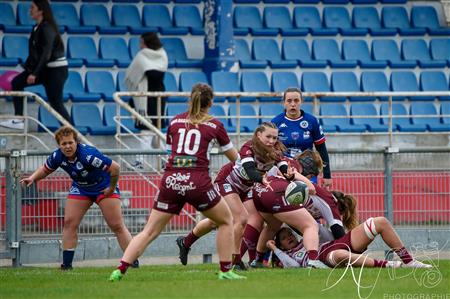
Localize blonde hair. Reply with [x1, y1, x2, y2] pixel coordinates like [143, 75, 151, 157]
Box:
[54, 126, 78, 145]
[251, 122, 286, 163]
[331, 190, 359, 230]
[188, 83, 214, 125]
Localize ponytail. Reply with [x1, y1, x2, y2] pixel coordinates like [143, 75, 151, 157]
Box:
[251, 122, 286, 163]
[332, 190, 359, 230]
[188, 83, 213, 125]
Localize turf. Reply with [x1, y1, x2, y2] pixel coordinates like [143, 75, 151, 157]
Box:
[0, 261, 449, 299]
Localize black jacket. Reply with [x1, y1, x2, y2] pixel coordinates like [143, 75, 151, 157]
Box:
[25, 21, 65, 77]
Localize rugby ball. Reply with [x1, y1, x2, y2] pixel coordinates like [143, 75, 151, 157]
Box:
[285, 181, 309, 205]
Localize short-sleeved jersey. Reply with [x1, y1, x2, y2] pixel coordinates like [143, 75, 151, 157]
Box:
[303, 184, 343, 227]
[45, 144, 112, 193]
[271, 110, 325, 158]
[165, 112, 233, 171]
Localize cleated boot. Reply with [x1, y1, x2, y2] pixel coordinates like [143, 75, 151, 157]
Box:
[176, 236, 190, 266]
[60, 264, 73, 271]
[249, 260, 265, 268]
[307, 259, 329, 269]
[109, 269, 123, 282]
[403, 260, 433, 269]
[233, 260, 248, 271]
[131, 259, 140, 268]
[218, 270, 247, 280]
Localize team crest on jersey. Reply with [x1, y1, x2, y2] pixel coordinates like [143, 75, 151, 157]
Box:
[61, 161, 67, 166]
[91, 157, 102, 167]
[223, 183, 232, 193]
[303, 131, 311, 139]
[76, 161, 83, 170]
[291, 131, 300, 140]
[300, 120, 309, 129]
[165, 172, 196, 196]
[81, 170, 88, 177]
[71, 171, 77, 177]
[294, 251, 305, 260]
[254, 183, 269, 197]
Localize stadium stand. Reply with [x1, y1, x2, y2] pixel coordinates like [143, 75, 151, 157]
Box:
[282, 39, 327, 68]
[263, 6, 309, 36]
[342, 39, 387, 69]
[320, 103, 367, 132]
[420, 71, 450, 101]
[80, 4, 127, 34]
[67, 36, 115, 67]
[380, 103, 427, 132]
[293, 6, 338, 36]
[350, 103, 389, 132]
[410, 102, 449, 132]
[252, 39, 297, 68]
[271, 71, 300, 93]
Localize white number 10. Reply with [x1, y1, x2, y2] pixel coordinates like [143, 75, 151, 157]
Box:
[176, 128, 201, 155]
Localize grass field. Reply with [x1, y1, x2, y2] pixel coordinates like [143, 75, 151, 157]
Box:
[1, 261, 449, 299]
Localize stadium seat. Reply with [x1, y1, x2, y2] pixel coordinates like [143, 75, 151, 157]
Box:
[441, 102, 450, 125]
[2, 36, 28, 63]
[380, 0, 407, 3]
[430, 39, 450, 66]
[241, 72, 275, 102]
[282, 39, 327, 68]
[115, 71, 132, 102]
[320, 103, 366, 132]
[360, 71, 389, 101]
[380, 103, 427, 132]
[410, 6, 450, 36]
[352, 0, 377, 4]
[271, 72, 299, 93]
[0, 38, 19, 66]
[229, 104, 258, 132]
[352, 7, 396, 36]
[293, 7, 337, 36]
[312, 39, 357, 68]
[410, 102, 449, 132]
[350, 103, 388, 132]
[263, 7, 308, 36]
[38, 106, 62, 132]
[142, 5, 188, 35]
[209, 105, 235, 132]
[0, 2, 32, 33]
[104, 104, 139, 133]
[17, 3, 34, 26]
[260, 103, 284, 122]
[161, 38, 202, 68]
[252, 39, 297, 68]
[164, 72, 184, 103]
[330, 72, 365, 102]
[234, 6, 278, 36]
[381, 7, 426, 36]
[234, 39, 267, 68]
[80, 4, 127, 34]
[71, 104, 116, 135]
[401, 39, 447, 68]
[128, 37, 140, 59]
[420, 71, 450, 101]
[301, 72, 334, 102]
[293, 0, 320, 3]
[64, 71, 101, 102]
[179, 71, 209, 92]
[25, 85, 48, 101]
[99, 37, 131, 67]
[67, 36, 115, 67]
[85, 71, 116, 102]
[52, 3, 96, 34]
[390, 71, 432, 101]
[323, 7, 367, 36]
[111, 5, 147, 34]
[342, 40, 387, 68]
[372, 39, 417, 68]
[173, 5, 204, 35]
[211, 71, 240, 102]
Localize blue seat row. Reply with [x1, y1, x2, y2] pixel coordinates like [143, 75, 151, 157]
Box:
[235, 38, 450, 69]
[0, 3, 203, 35]
[234, 0, 407, 3]
[234, 6, 450, 36]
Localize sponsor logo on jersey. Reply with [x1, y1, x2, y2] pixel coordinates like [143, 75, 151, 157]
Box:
[303, 131, 311, 139]
[319, 125, 324, 135]
[165, 172, 196, 196]
[86, 155, 92, 162]
[254, 183, 269, 197]
[247, 189, 253, 199]
[272, 204, 281, 211]
[223, 183, 232, 193]
[76, 161, 83, 170]
[71, 171, 77, 177]
[61, 161, 67, 166]
[81, 170, 88, 177]
[198, 203, 209, 209]
[91, 157, 102, 168]
[294, 251, 305, 260]
[69, 186, 80, 194]
[300, 120, 309, 129]
[156, 201, 169, 210]
[279, 123, 288, 128]
[291, 131, 300, 140]
[53, 152, 56, 158]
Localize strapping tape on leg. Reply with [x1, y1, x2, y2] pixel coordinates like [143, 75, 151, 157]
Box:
[363, 217, 378, 240]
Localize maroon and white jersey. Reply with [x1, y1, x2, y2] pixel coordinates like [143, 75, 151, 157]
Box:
[165, 112, 233, 171]
[303, 184, 343, 227]
[252, 176, 301, 214]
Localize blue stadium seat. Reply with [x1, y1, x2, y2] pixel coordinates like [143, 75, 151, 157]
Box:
[174, 0, 201, 3]
[312, 39, 357, 68]
[383, 103, 427, 132]
[85, 71, 116, 102]
[72, 104, 116, 135]
[234, 6, 278, 36]
[252, 39, 297, 68]
[209, 105, 235, 132]
[381, 7, 425, 36]
[420, 71, 450, 101]
[320, 103, 366, 132]
[441, 102, 450, 125]
[271, 72, 299, 92]
[173, 5, 204, 35]
[0, 2, 32, 33]
[161, 38, 202, 68]
[350, 103, 388, 132]
[323, 7, 367, 36]
[401, 39, 447, 68]
[263, 6, 308, 36]
[104, 104, 139, 133]
[142, 5, 188, 35]
[17, 3, 34, 26]
[410, 102, 448, 131]
[323, 0, 349, 3]
[264, 0, 290, 2]
[282, 39, 327, 68]
[38, 106, 62, 132]
[211, 71, 240, 102]
[301, 72, 334, 102]
[360, 71, 389, 101]
[293, 0, 320, 3]
[52, 3, 96, 34]
[380, 0, 407, 3]
[25, 85, 48, 101]
[67, 36, 115, 67]
[260, 103, 284, 122]
[352, 7, 396, 36]
[352, 0, 377, 4]
[430, 39, 450, 66]
[229, 104, 258, 132]
[99, 37, 131, 67]
[241, 72, 275, 102]
[330, 72, 365, 102]
[179, 71, 209, 92]
[80, 4, 127, 34]
[2, 36, 28, 63]
[116, 71, 132, 102]
[64, 71, 101, 102]
[111, 5, 147, 34]
[293, 7, 337, 36]
[390, 71, 432, 101]
[235, 39, 267, 68]
[164, 72, 184, 103]
[411, 6, 450, 36]
[0, 37, 20, 66]
[143, 0, 171, 2]
[342, 39, 387, 68]
[372, 39, 417, 68]
[128, 37, 140, 59]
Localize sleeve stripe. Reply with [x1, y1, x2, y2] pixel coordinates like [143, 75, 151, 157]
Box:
[314, 137, 326, 145]
[277, 161, 288, 168]
[220, 142, 233, 152]
[241, 157, 255, 164]
[43, 163, 55, 173]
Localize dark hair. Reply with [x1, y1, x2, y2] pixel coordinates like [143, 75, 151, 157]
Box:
[32, 0, 64, 50]
[54, 126, 78, 145]
[141, 32, 163, 51]
[295, 150, 324, 177]
[282, 87, 303, 102]
[251, 122, 286, 164]
[188, 83, 214, 125]
[271, 227, 294, 268]
[331, 190, 359, 230]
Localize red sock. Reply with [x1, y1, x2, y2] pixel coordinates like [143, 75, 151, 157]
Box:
[183, 230, 199, 249]
[239, 241, 248, 261]
[241, 225, 260, 263]
[307, 250, 319, 260]
[373, 259, 388, 268]
[232, 254, 241, 265]
[220, 261, 233, 272]
[117, 260, 131, 274]
[395, 247, 413, 264]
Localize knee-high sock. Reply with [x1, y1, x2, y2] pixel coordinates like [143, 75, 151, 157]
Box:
[240, 224, 260, 262]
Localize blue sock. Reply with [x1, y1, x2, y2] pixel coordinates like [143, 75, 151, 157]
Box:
[62, 249, 75, 266]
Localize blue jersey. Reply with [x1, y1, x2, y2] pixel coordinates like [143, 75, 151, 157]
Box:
[45, 144, 113, 194]
[271, 110, 326, 158]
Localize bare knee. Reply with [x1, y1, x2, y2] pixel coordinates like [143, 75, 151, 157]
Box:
[108, 222, 127, 234]
[63, 217, 79, 232]
[374, 217, 390, 232]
